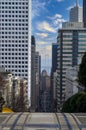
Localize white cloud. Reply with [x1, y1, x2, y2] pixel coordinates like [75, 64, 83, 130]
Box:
[53, 18, 66, 26]
[36, 45, 52, 58]
[32, 0, 46, 19]
[48, 13, 62, 20]
[54, 14, 62, 19]
[46, 45, 51, 51]
[37, 41, 48, 45]
[36, 33, 48, 38]
[48, 13, 66, 28]
[37, 21, 56, 33]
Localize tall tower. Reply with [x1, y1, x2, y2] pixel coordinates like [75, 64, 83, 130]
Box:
[69, 0, 83, 22]
[56, 0, 86, 112]
[76, 0, 78, 7]
[57, 28, 86, 111]
[83, 0, 86, 27]
[31, 36, 36, 111]
[0, 0, 31, 107]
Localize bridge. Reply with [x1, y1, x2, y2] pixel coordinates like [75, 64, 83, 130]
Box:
[0, 113, 86, 130]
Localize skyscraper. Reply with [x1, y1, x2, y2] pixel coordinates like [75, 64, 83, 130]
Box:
[0, 0, 31, 107]
[57, 28, 86, 111]
[35, 52, 41, 111]
[56, 0, 86, 111]
[83, 0, 86, 27]
[51, 43, 57, 74]
[70, 0, 83, 22]
[31, 36, 36, 111]
[51, 43, 57, 111]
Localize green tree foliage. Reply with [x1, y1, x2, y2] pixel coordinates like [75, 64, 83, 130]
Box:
[62, 92, 86, 112]
[78, 52, 86, 91]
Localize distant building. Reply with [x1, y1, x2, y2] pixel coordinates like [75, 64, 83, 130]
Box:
[50, 43, 58, 112]
[41, 70, 47, 91]
[69, 0, 83, 22]
[35, 52, 41, 111]
[40, 70, 51, 112]
[31, 36, 36, 112]
[53, 71, 58, 101]
[51, 43, 57, 74]
[83, 0, 86, 27]
[46, 76, 50, 90]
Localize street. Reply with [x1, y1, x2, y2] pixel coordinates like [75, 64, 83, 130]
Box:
[0, 113, 86, 130]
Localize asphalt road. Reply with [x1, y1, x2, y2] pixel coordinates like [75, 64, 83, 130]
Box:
[0, 113, 86, 130]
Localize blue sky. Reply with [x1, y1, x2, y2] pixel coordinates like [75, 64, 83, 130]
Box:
[32, 0, 82, 73]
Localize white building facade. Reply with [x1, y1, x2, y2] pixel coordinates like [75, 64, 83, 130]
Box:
[65, 67, 78, 101]
[65, 66, 85, 101]
[0, 0, 31, 107]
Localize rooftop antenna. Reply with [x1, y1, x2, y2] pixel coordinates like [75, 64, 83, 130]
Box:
[76, 0, 78, 7]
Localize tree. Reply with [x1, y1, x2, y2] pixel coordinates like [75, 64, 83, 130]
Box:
[62, 92, 86, 113]
[78, 52, 86, 91]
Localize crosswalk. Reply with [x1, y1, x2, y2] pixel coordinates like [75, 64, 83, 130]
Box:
[0, 113, 86, 130]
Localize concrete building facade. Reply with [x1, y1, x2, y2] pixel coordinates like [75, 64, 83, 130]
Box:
[65, 66, 85, 101]
[57, 28, 86, 111]
[0, 0, 31, 107]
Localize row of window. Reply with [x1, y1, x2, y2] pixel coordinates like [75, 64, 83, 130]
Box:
[1, 48, 28, 51]
[0, 19, 28, 22]
[0, 34, 28, 39]
[1, 57, 28, 60]
[1, 61, 28, 64]
[0, 23, 28, 26]
[0, 11, 28, 13]
[0, 2, 28, 5]
[0, 27, 28, 29]
[1, 53, 28, 55]
[0, 31, 28, 35]
[6, 68, 28, 73]
[0, 6, 28, 9]
[1, 44, 28, 47]
[14, 73, 27, 77]
[0, 27, 28, 30]
[5, 65, 28, 68]
[0, 40, 28, 43]
[0, 41, 28, 43]
[0, 15, 28, 18]
[15, 74, 28, 77]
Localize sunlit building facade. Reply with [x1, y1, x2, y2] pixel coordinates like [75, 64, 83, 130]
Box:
[0, 0, 31, 107]
[57, 28, 86, 111]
